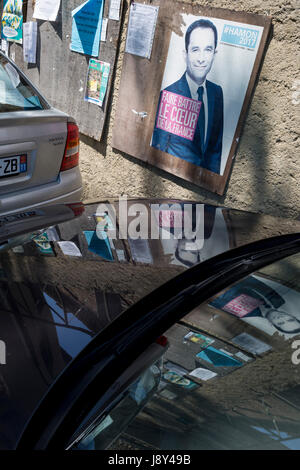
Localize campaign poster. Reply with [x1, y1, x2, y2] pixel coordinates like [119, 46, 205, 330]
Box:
[151, 15, 264, 176]
[211, 273, 300, 340]
[1, 0, 23, 44]
[85, 59, 110, 107]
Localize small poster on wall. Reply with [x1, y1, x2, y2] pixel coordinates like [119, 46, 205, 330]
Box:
[1, 0, 23, 44]
[71, 0, 104, 57]
[85, 59, 110, 107]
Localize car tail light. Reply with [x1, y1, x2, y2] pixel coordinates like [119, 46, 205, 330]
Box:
[66, 202, 85, 217]
[156, 335, 168, 347]
[60, 122, 79, 172]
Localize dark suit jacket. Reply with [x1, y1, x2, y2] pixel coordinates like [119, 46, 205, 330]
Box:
[152, 73, 224, 174]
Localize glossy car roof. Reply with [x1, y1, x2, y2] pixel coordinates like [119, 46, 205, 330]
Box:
[0, 199, 299, 448]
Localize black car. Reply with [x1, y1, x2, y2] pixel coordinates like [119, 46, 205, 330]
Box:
[0, 199, 300, 450]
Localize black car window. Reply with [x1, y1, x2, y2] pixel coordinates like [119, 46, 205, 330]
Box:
[113, 252, 300, 450]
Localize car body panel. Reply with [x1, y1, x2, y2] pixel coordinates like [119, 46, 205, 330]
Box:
[0, 53, 82, 214]
[0, 199, 300, 449]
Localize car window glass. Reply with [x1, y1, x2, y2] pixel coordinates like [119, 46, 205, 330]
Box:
[70, 364, 161, 450]
[113, 252, 300, 450]
[0, 55, 46, 111]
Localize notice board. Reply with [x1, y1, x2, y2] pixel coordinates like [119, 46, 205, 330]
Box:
[10, 0, 123, 141]
[112, 1, 272, 195]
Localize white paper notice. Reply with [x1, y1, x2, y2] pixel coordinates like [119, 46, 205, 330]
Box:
[23, 22, 37, 63]
[159, 389, 177, 400]
[109, 0, 121, 20]
[235, 351, 251, 362]
[125, 3, 159, 59]
[12, 245, 24, 253]
[189, 368, 218, 381]
[116, 249, 126, 261]
[232, 333, 272, 355]
[101, 18, 108, 41]
[1, 39, 9, 56]
[57, 241, 82, 257]
[128, 238, 153, 264]
[33, 0, 61, 22]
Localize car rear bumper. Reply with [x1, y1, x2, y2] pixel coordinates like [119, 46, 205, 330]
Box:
[0, 167, 83, 216]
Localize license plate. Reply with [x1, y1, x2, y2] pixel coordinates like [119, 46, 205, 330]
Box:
[0, 154, 27, 177]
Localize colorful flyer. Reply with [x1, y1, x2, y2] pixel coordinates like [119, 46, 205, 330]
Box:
[184, 331, 215, 348]
[163, 371, 197, 390]
[94, 212, 114, 230]
[1, 0, 23, 44]
[223, 294, 263, 318]
[33, 232, 54, 255]
[85, 59, 110, 107]
[71, 0, 104, 57]
[84, 230, 114, 261]
[196, 346, 243, 367]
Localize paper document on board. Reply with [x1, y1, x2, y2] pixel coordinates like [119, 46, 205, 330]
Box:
[33, 0, 61, 22]
[125, 3, 159, 59]
[23, 22, 37, 63]
[109, 0, 121, 20]
[57, 241, 82, 257]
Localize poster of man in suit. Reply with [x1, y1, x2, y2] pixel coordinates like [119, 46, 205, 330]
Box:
[151, 15, 264, 175]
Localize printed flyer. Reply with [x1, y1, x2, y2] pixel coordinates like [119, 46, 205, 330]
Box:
[85, 59, 110, 107]
[71, 0, 104, 57]
[1, 0, 23, 44]
[33, 232, 54, 255]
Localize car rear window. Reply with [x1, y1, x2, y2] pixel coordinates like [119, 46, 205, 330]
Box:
[0, 55, 47, 112]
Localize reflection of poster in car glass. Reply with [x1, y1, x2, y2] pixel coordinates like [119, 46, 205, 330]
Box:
[128, 238, 153, 264]
[211, 274, 300, 339]
[152, 206, 230, 268]
[194, 341, 253, 378]
[151, 15, 263, 176]
[33, 232, 55, 255]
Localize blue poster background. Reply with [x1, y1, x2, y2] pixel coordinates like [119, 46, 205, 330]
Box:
[70, 0, 104, 57]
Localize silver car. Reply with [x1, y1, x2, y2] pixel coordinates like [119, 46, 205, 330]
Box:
[0, 52, 82, 216]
